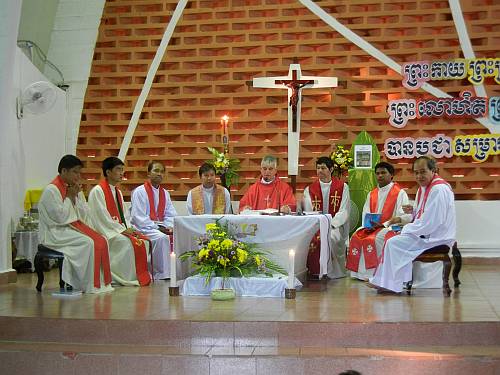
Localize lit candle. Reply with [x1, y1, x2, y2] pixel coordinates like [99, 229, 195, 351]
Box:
[221, 115, 229, 153]
[288, 249, 295, 289]
[170, 252, 176, 287]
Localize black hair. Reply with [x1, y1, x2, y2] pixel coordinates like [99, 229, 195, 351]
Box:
[316, 156, 334, 170]
[374, 161, 395, 175]
[199, 162, 216, 177]
[147, 160, 165, 172]
[58, 154, 83, 173]
[413, 155, 437, 172]
[102, 156, 124, 177]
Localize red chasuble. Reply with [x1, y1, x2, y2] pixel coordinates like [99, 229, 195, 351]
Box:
[51, 175, 112, 289]
[239, 176, 296, 211]
[346, 183, 401, 272]
[306, 178, 344, 277]
[99, 179, 151, 286]
[144, 180, 166, 221]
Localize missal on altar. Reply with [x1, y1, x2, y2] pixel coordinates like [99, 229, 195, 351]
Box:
[363, 213, 382, 229]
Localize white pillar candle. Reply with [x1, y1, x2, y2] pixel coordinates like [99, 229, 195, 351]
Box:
[288, 249, 295, 289]
[170, 252, 176, 287]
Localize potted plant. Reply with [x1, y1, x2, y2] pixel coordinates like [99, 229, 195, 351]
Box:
[179, 219, 286, 300]
[206, 147, 240, 189]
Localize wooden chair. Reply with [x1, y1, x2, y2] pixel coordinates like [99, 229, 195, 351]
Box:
[34, 244, 70, 292]
[406, 242, 461, 297]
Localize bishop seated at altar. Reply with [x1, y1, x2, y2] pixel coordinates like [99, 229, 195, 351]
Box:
[302, 156, 350, 279]
[369, 156, 456, 294]
[38, 155, 113, 293]
[346, 161, 412, 281]
[88, 157, 152, 287]
[130, 161, 177, 280]
[186, 163, 231, 215]
[239, 155, 296, 214]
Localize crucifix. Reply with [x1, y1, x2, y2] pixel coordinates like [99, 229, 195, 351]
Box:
[253, 64, 338, 188]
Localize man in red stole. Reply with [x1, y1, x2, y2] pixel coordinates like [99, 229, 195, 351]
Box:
[347, 162, 412, 281]
[302, 156, 350, 279]
[131, 161, 177, 280]
[239, 155, 296, 214]
[187, 163, 231, 215]
[88, 157, 151, 286]
[38, 155, 113, 293]
[369, 156, 456, 293]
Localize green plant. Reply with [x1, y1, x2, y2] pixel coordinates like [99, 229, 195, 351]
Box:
[179, 219, 286, 289]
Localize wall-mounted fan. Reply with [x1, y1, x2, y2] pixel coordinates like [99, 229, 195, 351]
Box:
[16, 81, 57, 119]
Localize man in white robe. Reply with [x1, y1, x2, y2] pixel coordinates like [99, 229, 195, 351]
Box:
[302, 156, 350, 279]
[88, 157, 151, 287]
[131, 161, 177, 280]
[38, 155, 113, 293]
[348, 162, 412, 281]
[186, 163, 231, 215]
[369, 156, 456, 293]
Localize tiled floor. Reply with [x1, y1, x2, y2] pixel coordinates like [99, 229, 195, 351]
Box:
[1, 263, 499, 323]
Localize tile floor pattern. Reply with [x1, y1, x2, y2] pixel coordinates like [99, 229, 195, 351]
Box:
[1, 264, 499, 323]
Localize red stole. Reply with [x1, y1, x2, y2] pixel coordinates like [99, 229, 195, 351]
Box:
[99, 179, 151, 286]
[50, 176, 112, 288]
[414, 175, 450, 219]
[240, 176, 295, 211]
[306, 178, 344, 276]
[346, 183, 401, 272]
[308, 178, 344, 215]
[144, 181, 166, 221]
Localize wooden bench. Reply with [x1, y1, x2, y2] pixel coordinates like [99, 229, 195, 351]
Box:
[406, 242, 461, 297]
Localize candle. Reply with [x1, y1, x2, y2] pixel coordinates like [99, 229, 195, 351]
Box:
[288, 249, 295, 289]
[170, 252, 176, 287]
[221, 115, 229, 153]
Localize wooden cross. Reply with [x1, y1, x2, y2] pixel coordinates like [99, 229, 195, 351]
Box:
[253, 64, 337, 178]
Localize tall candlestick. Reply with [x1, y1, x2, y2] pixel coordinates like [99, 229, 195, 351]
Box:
[288, 249, 295, 289]
[221, 115, 229, 153]
[170, 252, 176, 287]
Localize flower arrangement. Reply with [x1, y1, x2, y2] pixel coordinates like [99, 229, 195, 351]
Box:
[179, 220, 286, 289]
[330, 145, 354, 177]
[207, 147, 240, 188]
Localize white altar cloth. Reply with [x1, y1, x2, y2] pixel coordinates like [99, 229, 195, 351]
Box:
[180, 275, 302, 298]
[173, 214, 332, 280]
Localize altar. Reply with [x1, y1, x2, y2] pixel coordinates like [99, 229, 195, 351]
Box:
[173, 214, 332, 281]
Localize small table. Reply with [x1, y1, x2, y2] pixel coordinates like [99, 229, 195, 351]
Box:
[14, 230, 40, 272]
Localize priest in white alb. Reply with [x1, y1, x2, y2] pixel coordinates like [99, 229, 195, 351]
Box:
[38, 155, 113, 293]
[131, 161, 177, 280]
[302, 156, 350, 279]
[186, 163, 231, 215]
[347, 161, 412, 281]
[88, 157, 151, 287]
[369, 156, 456, 294]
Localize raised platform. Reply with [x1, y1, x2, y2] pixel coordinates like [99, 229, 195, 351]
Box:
[0, 265, 499, 374]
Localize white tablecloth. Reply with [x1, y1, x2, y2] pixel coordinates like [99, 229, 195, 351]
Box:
[14, 231, 39, 271]
[180, 275, 302, 297]
[173, 214, 331, 281]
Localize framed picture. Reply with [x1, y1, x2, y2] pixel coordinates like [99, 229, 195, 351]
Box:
[354, 145, 372, 169]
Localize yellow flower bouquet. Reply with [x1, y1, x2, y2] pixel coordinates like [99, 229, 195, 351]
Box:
[207, 147, 240, 188]
[330, 145, 354, 177]
[179, 220, 286, 289]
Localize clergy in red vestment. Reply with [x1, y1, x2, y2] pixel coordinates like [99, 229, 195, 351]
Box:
[302, 156, 350, 279]
[347, 162, 412, 281]
[239, 155, 296, 214]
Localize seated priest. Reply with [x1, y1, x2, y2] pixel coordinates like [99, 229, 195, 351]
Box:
[130, 161, 177, 280]
[239, 155, 296, 214]
[347, 161, 412, 281]
[88, 157, 151, 286]
[369, 156, 456, 294]
[302, 156, 350, 279]
[186, 162, 231, 215]
[38, 155, 113, 293]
